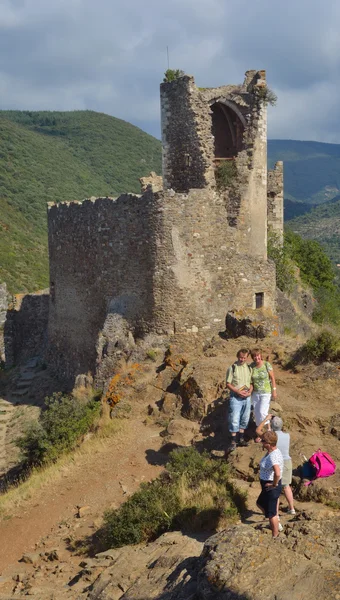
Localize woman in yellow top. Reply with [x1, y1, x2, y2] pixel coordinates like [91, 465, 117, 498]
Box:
[250, 348, 277, 441]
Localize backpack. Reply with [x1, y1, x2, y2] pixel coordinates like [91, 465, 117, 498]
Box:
[303, 449, 336, 486]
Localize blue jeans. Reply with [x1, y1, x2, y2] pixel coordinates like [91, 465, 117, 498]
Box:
[228, 395, 251, 433]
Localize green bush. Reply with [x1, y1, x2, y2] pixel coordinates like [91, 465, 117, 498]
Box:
[215, 160, 237, 191]
[285, 230, 335, 291]
[268, 229, 296, 293]
[17, 392, 101, 466]
[303, 330, 340, 362]
[99, 447, 242, 550]
[289, 330, 340, 365]
[163, 69, 185, 83]
[257, 85, 277, 106]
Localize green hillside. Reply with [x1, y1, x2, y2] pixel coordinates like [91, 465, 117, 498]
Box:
[0, 111, 161, 293]
[2, 120, 340, 293]
[268, 139, 340, 208]
[287, 196, 340, 265]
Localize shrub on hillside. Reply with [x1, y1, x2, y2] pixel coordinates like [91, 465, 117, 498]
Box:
[267, 229, 296, 293]
[287, 330, 340, 366]
[17, 392, 101, 466]
[98, 447, 244, 550]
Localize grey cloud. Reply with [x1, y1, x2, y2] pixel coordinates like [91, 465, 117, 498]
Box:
[0, 0, 340, 142]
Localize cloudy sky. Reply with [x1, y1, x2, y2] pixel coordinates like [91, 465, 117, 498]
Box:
[1, 0, 339, 142]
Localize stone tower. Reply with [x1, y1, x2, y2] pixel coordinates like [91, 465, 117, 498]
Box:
[160, 70, 269, 259]
[46, 70, 281, 386]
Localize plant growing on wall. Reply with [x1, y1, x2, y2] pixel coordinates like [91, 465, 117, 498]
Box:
[163, 69, 185, 83]
[215, 160, 237, 191]
[256, 85, 277, 106]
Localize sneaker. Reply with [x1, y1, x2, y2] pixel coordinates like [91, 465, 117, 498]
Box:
[238, 437, 249, 447]
[287, 509, 296, 515]
[227, 441, 237, 453]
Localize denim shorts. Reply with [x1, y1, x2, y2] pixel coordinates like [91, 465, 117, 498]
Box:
[228, 395, 251, 433]
[257, 479, 282, 518]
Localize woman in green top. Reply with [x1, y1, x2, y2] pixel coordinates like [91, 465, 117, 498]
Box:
[250, 348, 277, 440]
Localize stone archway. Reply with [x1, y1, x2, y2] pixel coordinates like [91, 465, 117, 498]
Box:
[210, 99, 245, 160]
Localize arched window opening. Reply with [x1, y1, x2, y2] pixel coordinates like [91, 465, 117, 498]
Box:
[211, 102, 244, 163]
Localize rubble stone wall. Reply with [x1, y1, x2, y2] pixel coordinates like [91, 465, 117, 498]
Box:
[4, 291, 49, 367]
[268, 161, 284, 243]
[47, 188, 276, 385]
[161, 71, 269, 259]
[47, 193, 161, 384]
[154, 188, 276, 335]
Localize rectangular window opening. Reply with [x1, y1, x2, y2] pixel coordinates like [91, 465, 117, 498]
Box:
[255, 292, 264, 309]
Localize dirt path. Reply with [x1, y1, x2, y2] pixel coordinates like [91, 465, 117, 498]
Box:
[0, 416, 164, 572]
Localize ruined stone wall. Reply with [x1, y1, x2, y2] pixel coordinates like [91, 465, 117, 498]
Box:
[47, 188, 276, 385]
[161, 76, 215, 192]
[153, 188, 276, 335]
[4, 291, 49, 367]
[268, 161, 284, 244]
[0, 283, 10, 362]
[161, 71, 269, 259]
[47, 193, 161, 385]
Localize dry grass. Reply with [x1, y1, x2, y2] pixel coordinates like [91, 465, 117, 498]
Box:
[0, 409, 123, 521]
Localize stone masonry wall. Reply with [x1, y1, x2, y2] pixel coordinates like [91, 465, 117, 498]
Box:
[161, 71, 269, 259]
[153, 188, 276, 335]
[161, 76, 215, 192]
[47, 187, 276, 385]
[47, 193, 161, 385]
[4, 291, 49, 367]
[0, 282, 9, 362]
[267, 161, 284, 244]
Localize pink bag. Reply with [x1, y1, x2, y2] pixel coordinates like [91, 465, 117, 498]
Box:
[304, 449, 336, 486]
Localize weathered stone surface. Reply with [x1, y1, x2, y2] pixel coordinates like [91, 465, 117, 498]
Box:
[270, 400, 283, 412]
[226, 308, 281, 338]
[4, 291, 49, 368]
[139, 171, 163, 193]
[179, 357, 226, 421]
[276, 288, 314, 337]
[166, 417, 200, 447]
[330, 413, 340, 439]
[160, 392, 182, 416]
[86, 532, 203, 600]
[197, 523, 340, 600]
[19, 552, 41, 566]
[74, 373, 94, 389]
[267, 161, 283, 243]
[95, 313, 135, 389]
[0, 282, 9, 327]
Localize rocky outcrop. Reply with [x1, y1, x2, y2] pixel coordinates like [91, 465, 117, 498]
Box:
[86, 531, 203, 600]
[225, 309, 282, 339]
[198, 518, 340, 600]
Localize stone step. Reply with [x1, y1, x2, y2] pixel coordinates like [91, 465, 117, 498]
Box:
[20, 372, 37, 382]
[17, 380, 32, 390]
[26, 357, 39, 368]
[12, 388, 29, 397]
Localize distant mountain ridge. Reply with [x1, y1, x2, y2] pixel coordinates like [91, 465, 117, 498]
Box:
[268, 139, 340, 209]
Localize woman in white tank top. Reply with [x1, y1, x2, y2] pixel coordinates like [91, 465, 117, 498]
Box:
[256, 415, 295, 515]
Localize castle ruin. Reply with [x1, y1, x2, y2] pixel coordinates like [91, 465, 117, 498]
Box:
[46, 70, 283, 385]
